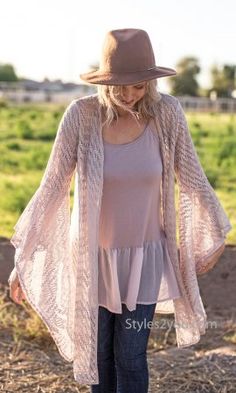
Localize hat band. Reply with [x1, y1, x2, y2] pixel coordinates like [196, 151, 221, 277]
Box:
[99, 66, 157, 74]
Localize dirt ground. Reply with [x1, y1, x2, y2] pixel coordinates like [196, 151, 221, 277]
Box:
[0, 238, 236, 392]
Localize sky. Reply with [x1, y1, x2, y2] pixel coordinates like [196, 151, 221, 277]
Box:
[1, 0, 236, 93]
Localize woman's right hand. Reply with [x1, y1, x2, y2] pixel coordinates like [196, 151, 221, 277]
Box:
[8, 269, 26, 305]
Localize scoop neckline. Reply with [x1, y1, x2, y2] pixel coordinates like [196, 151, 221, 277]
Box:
[103, 119, 150, 147]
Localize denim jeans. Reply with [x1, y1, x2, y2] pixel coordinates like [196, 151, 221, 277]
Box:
[90, 302, 156, 393]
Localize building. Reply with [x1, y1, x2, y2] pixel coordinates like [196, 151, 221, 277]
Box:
[0, 79, 95, 104]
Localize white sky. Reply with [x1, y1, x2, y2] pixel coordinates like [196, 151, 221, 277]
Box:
[1, 0, 236, 93]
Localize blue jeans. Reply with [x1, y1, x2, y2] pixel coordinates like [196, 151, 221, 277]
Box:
[91, 302, 156, 393]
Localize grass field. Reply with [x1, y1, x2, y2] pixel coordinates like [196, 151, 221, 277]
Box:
[0, 101, 235, 243]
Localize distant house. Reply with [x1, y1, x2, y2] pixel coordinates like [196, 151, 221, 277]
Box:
[0, 79, 95, 104]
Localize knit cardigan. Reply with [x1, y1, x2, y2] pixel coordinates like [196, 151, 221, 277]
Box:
[9, 92, 232, 385]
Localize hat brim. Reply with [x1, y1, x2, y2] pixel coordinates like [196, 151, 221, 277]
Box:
[79, 66, 177, 85]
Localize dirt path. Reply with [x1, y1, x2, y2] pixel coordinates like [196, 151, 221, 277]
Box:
[0, 240, 236, 392]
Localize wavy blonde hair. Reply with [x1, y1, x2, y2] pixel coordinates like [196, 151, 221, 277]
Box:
[97, 79, 162, 127]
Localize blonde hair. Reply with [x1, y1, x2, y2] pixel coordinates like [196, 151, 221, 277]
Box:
[97, 79, 162, 127]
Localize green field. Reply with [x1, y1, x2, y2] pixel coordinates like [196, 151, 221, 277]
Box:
[0, 101, 235, 243]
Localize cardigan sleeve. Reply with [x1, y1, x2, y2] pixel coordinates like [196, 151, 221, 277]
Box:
[8, 99, 80, 361]
[174, 99, 232, 275]
[10, 99, 79, 253]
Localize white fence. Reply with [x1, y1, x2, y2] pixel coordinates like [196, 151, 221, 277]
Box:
[177, 96, 236, 113]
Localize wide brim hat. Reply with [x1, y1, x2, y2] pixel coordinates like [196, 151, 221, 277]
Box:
[80, 28, 177, 86]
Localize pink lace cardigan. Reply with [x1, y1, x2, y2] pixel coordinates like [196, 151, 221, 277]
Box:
[8, 93, 232, 384]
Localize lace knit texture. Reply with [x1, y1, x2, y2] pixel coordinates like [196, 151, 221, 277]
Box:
[9, 93, 232, 384]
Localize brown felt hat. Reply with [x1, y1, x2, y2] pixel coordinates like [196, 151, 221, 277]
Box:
[80, 28, 177, 85]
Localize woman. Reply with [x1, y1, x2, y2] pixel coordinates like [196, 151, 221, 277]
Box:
[8, 29, 232, 392]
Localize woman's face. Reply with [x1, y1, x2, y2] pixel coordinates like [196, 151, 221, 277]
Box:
[118, 82, 147, 109]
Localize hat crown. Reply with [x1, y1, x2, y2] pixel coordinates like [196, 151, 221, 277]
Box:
[79, 27, 177, 85]
[100, 28, 156, 73]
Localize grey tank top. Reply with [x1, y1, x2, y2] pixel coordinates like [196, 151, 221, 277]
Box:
[98, 120, 181, 314]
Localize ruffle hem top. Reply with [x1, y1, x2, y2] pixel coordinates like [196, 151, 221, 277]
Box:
[98, 119, 182, 314]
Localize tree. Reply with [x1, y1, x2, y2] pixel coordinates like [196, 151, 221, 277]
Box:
[208, 64, 236, 98]
[168, 56, 201, 96]
[0, 63, 18, 82]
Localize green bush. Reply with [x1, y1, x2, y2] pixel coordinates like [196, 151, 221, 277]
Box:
[53, 110, 61, 119]
[6, 142, 22, 151]
[227, 124, 235, 136]
[1, 157, 19, 170]
[199, 129, 209, 137]
[17, 120, 34, 140]
[192, 134, 202, 147]
[29, 111, 38, 120]
[205, 169, 219, 188]
[217, 141, 236, 166]
[35, 130, 56, 141]
[192, 121, 201, 129]
[0, 99, 9, 108]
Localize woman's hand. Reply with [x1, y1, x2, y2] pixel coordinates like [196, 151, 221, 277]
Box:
[8, 269, 26, 305]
